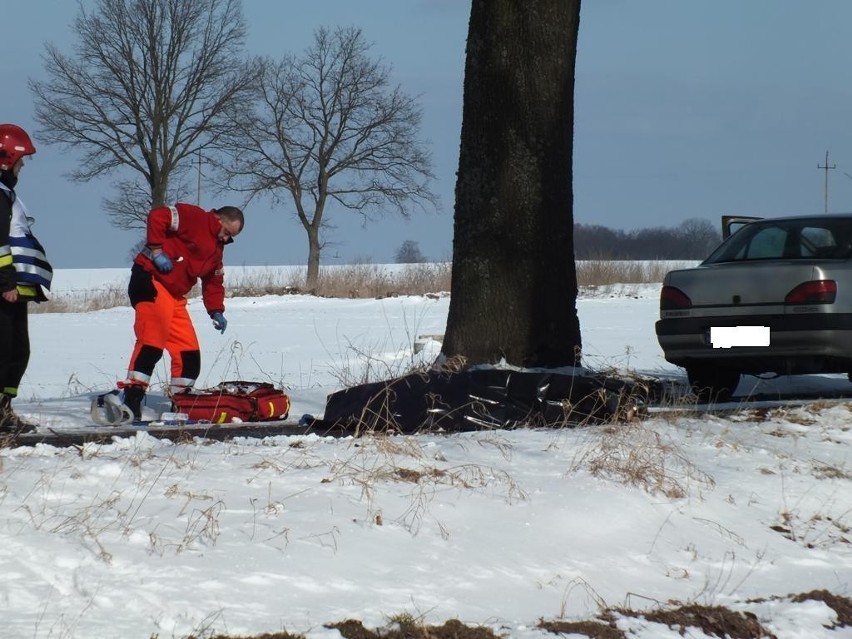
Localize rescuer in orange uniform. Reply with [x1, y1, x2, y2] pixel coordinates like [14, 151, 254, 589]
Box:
[118, 203, 244, 420]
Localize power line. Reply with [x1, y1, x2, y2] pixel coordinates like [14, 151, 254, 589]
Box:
[818, 150, 836, 213]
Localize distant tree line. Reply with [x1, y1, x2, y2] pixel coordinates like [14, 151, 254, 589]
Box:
[394, 218, 720, 264]
[573, 218, 721, 260]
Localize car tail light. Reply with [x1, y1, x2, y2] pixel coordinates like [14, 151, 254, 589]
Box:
[784, 280, 837, 304]
[660, 286, 692, 310]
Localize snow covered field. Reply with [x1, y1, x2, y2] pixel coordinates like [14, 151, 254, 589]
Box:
[1, 271, 851, 638]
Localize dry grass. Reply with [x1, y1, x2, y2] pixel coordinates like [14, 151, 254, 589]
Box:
[576, 260, 689, 287]
[567, 420, 716, 499]
[319, 433, 527, 536]
[32, 284, 128, 314]
[316, 262, 451, 298]
[223, 265, 306, 297]
[32, 260, 676, 313]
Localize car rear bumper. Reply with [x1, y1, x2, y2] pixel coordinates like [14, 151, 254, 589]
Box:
[656, 313, 852, 374]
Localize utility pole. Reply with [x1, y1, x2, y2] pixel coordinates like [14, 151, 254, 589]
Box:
[818, 150, 836, 213]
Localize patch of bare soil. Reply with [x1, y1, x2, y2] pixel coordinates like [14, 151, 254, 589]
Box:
[538, 617, 625, 638]
[186, 591, 852, 639]
[205, 633, 304, 639]
[791, 589, 852, 628]
[622, 603, 775, 639]
[326, 619, 501, 639]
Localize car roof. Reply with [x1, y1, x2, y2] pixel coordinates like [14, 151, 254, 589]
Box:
[742, 213, 852, 223]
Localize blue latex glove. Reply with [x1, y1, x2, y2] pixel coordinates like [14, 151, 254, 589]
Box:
[211, 311, 227, 334]
[152, 252, 173, 273]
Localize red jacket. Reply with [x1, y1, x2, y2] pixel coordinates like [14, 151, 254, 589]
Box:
[134, 203, 230, 314]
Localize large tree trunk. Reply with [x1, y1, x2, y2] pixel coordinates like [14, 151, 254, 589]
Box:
[305, 229, 322, 291]
[442, 0, 582, 368]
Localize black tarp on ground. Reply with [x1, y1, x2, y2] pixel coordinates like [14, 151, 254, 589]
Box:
[321, 368, 650, 434]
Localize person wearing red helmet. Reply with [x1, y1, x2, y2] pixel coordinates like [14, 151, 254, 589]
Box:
[0, 124, 53, 434]
[116, 202, 244, 421]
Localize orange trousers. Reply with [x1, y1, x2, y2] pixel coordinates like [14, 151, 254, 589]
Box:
[123, 279, 200, 393]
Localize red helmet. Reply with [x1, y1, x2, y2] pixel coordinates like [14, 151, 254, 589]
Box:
[0, 124, 36, 171]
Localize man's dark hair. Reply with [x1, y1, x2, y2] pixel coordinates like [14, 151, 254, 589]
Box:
[216, 206, 244, 232]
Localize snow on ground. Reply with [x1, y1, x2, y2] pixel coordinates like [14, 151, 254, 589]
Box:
[1, 271, 851, 639]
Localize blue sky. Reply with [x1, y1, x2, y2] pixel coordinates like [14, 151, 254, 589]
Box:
[5, 1, 852, 268]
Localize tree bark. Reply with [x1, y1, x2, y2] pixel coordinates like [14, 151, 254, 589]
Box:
[442, 0, 583, 368]
[306, 230, 321, 292]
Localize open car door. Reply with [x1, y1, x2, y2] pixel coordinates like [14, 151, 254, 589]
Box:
[721, 215, 762, 240]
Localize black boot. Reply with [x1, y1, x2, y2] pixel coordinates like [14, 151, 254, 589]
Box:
[122, 385, 146, 421]
[0, 394, 36, 434]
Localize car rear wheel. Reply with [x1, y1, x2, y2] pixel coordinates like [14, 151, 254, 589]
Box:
[686, 366, 741, 403]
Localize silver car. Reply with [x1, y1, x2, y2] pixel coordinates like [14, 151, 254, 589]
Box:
[655, 214, 852, 400]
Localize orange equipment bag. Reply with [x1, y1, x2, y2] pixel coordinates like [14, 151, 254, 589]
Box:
[171, 381, 291, 424]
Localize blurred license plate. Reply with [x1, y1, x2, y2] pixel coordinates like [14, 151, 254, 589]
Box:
[710, 326, 770, 348]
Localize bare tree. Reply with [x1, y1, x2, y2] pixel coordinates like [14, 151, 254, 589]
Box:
[214, 26, 438, 289]
[30, 0, 259, 230]
[395, 240, 427, 264]
[676, 218, 721, 258]
[441, 0, 583, 368]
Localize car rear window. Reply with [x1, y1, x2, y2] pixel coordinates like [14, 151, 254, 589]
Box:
[703, 218, 852, 263]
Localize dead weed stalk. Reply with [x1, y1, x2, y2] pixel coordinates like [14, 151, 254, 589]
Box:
[568, 421, 715, 499]
[323, 434, 527, 535]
